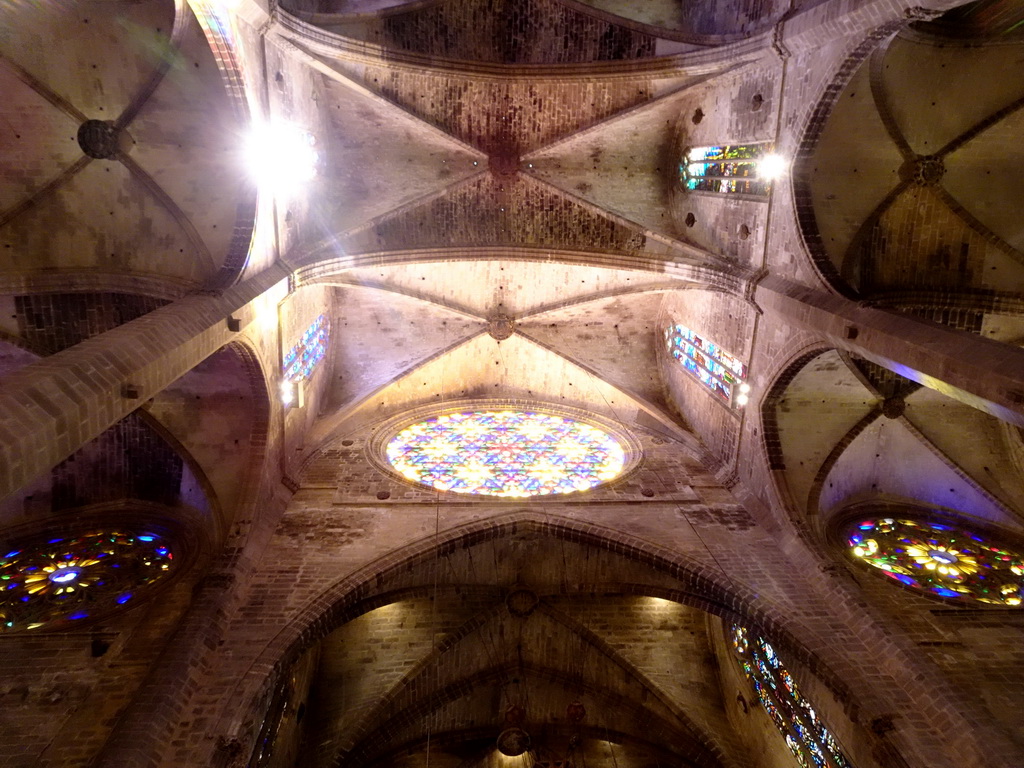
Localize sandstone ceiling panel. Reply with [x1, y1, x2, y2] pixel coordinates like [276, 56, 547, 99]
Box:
[903, 387, 1024, 522]
[846, 356, 920, 400]
[145, 345, 260, 527]
[569, 0, 785, 39]
[311, 593, 720, 768]
[805, 31, 1024, 307]
[518, 291, 670, 410]
[308, 592, 503, 762]
[0, 412, 187, 528]
[774, 348, 1024, 532]
[0, 159, 215, 285]
[774, 350, 877, 513]
[547, 594, 732, 749]
[0, 0, 244, 289]
[855, 185, 1024, 296]
[524, 92, 685, 237]
[819, 415, 1015, 528]
[913, 0, 1024, 40]
[319, 0, 657, 64]
[942, 109, 1024, 253]
[328, 331, 683, 438]
[319, 76, 485, 232]
[127, 11, 246, 269]
[349, 66, 657, 155]
[338, 261, 683, 317]
[342, 173, 646, 255]
[807, 63, 904, 270]
[0, 66, 82, 212]
[10, 292, 166, 356]
[881, 36, 1024, 155]
[326, 283, 484, 409]
[0, 0, 176, 120]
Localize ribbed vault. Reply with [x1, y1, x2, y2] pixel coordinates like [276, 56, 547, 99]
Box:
[808, 29, 1024, 332]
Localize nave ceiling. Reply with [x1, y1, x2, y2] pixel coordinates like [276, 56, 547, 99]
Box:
[0, 1, 1023, 768]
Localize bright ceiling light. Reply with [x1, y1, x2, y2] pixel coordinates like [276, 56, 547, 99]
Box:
[244, 122, 318, 194]
[736, 393, 749, 406]
[758, 153, 788, 181]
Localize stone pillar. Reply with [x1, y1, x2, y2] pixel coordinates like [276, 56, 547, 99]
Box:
[756, 275, 1024, 426]
[0, 264, 289, 503]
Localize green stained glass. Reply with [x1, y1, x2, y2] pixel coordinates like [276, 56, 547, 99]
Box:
[845, 517, 1024, 606]
[733, 626, 853, 768]
[386, 410, 627, 498]
[680, 143, 777, 196]
[0, 530, 177, 632]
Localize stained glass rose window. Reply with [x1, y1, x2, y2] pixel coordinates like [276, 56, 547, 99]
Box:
[0, 530, 178, 631]
[385, 410, 627, 497]
[844, 517, 1023, 605]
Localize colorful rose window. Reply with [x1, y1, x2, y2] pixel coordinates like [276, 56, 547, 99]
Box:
[0, 530, 177, 631]
[733, 626, 853, 768]
[385, 410, 627, 497]
[845, 517, 1024, 605]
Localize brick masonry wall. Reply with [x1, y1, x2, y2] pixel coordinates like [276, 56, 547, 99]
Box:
[366, 68, 654, 156]
[15, 293, 167, 355]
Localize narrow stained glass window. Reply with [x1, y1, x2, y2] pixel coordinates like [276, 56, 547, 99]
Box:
[733, 626, 853, 768]
[386, 410, 627, 498]
[845, 517, 1023, 605]
[665, 324, 748, 404]
[0, 530, 177, 631]
[680, 144, 777, 195]
[283, 314, 329, 386]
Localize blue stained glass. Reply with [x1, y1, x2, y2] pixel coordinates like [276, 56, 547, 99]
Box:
[846, 517, 1024, 606]
[889, 573, 919, 587]
[0, 531, 176, 631]
[283, 314, 330, 385]
[680, 144, 774, 195]
[733, 626, 853, 768]
[386, 410, 626, 498]
[665, 324, 747, 403]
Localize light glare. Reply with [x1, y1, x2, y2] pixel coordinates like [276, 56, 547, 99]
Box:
[244, 122, 318, 193]
[758, 153, 787, 180]
[281, 381, 295, 406]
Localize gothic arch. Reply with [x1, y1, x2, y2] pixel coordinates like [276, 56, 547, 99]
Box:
[215, 511, 860, 759]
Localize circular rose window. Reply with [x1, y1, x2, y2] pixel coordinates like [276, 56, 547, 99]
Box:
[844, 517, 1024, 606]
[0, 529, 178, 631]
[385, 410, 628, 497]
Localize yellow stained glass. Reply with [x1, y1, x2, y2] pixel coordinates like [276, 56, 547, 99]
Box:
[385, 410, 627, 497]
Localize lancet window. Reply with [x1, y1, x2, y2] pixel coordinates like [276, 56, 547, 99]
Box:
[680, 143, 779, 195]
[665, 324, 748, 405]
[283, 314, 329, 386]
[733, 626, 853, 768]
